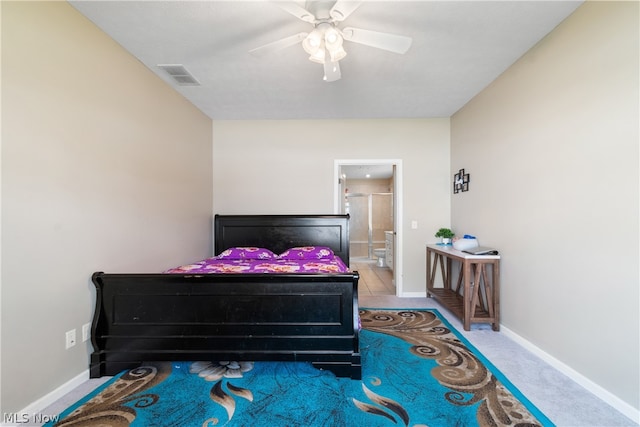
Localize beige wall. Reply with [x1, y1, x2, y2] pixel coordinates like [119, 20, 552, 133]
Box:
[1, 2, 213, 413]
[212, 119, 451, 295]
[451, 1, 639, 411]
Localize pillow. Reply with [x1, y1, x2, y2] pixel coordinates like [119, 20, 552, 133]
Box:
[216, 247, 276, 260]
[278, 246, 334, 260]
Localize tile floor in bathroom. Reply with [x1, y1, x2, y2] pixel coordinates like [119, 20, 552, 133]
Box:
[350, 257, 395, 296]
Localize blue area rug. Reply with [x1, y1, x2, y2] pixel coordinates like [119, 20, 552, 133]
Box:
[48, 309, 552, 426]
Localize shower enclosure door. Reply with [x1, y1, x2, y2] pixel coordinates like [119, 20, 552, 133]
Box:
[345, 193, 370, 258]
[345, 193, 393, 260]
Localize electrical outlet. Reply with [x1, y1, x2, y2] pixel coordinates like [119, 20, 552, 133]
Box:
[82, 323, 91, 342]
[65, 329, 76, 349]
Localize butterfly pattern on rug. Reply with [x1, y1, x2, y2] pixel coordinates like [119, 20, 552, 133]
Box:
[358, 309, 542, 427]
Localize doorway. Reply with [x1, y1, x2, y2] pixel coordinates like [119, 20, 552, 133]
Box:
[334, 159, 403, 296]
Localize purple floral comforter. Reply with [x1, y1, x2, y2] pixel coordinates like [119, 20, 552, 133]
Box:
[164, 256, 349, 274]
[164, 246, 350, 274]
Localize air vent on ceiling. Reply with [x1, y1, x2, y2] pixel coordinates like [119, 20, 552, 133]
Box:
[157, 64, 200, 86]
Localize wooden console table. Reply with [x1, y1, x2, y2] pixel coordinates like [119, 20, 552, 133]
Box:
[426, 244, 500, 331]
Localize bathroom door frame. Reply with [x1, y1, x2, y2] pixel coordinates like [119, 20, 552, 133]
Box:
[334, 159, 403, 297]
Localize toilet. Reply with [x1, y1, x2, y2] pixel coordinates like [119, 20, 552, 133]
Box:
[373, 248, 386, 267]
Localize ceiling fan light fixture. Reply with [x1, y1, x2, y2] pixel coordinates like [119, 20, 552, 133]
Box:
[324, 26, 346, 62]
[308, 47, 326, 64]
[329, 47, 346, 62]
[324, 26, 341, 45]
[303, 23, 346, 65]
[327, 44, 346, 62]
[302, 28, 323, 55]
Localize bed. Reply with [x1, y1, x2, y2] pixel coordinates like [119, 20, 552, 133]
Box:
[90, 214, 361, 380]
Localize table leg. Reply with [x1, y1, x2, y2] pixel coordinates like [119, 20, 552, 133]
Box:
[470, 263, 483, 317]
[463, 260, 472, 331]
[481, 264, 492, 317]
[426, 249, 433, 297]
[440, 255, 448, 290]
[492, 262, 500, 331]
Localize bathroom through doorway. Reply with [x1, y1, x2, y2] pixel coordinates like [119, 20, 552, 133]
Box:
[334, 159, 403, 296]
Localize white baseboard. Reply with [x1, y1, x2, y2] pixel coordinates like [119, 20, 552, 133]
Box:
[1, 370, 89, 427]
[398, 291, 427, 298]
[501, 325, 639, 424]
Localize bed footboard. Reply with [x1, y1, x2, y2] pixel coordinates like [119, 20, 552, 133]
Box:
[90, 272, 361, 379]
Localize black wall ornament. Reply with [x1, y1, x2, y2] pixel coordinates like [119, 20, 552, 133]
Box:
[453, 169, 470, 193]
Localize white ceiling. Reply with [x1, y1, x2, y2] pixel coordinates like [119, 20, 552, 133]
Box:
[69, 0, 582, 120]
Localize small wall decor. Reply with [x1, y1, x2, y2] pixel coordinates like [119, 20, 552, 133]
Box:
[453, 168, 470, 193]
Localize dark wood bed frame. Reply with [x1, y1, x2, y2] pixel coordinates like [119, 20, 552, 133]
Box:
[90, 214, 361, 379]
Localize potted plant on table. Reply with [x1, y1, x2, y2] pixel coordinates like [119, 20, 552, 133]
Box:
[435, 228, 455, 245]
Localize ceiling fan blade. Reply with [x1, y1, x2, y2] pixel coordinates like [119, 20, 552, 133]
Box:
[323, 60, 341, 82]
[341, 27, 412, 54]
[249, 32, 308, 57]
[329, 1, 363, 22]
[273, 1, 316, 23]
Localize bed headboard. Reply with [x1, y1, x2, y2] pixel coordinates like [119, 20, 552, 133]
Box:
[214, 214, 350, 266]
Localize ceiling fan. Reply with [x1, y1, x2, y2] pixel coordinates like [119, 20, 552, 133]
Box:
[249, 1, 413, 82]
